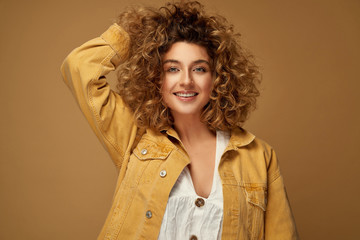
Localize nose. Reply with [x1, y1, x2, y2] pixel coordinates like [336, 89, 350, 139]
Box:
[179, 70, 193, 87]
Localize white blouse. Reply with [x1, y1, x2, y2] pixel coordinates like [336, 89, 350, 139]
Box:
[158, 131, 230, 240]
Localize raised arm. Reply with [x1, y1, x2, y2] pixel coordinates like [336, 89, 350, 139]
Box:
[60, 24, 139, 170]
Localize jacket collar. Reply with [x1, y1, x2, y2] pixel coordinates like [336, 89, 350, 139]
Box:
[159, 126, 255, 150]
[141, 127, 255, 162]
[227, 127, 255, 149]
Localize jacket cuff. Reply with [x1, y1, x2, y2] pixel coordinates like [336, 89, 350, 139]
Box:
[101, 23, 130, 62]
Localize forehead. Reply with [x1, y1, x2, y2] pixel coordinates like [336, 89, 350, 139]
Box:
[162, 42, 210, 63]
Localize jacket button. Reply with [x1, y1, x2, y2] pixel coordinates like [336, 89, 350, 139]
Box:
[145, 210, 152, 219]
[190, 235, 198, 240]
[141, 149, 148, 155]
[195, 198, 205, 207]
[159, 170, 167, 178]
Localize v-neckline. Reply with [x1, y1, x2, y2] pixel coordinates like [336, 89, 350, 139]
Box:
[185, 131, 220, 200]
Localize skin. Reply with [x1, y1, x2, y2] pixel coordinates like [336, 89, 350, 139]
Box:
[161, 42, 216, 198]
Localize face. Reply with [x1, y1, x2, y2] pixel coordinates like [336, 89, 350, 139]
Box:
[161, 42, 213, 119]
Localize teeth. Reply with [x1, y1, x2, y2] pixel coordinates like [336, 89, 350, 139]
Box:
[175, 93, 197, 97]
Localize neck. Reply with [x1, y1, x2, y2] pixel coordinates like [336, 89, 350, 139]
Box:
[172, 112, 215, 145]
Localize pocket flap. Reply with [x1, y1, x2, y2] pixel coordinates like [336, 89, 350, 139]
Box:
[245, 186, 267, 211]
[133, 140, 173, 160]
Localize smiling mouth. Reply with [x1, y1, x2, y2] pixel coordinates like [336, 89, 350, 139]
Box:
[174, 92, 198, 98]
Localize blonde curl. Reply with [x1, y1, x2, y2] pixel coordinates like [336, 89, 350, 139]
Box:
[116, 1, 260, 131]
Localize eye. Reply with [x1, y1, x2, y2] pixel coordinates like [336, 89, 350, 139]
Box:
[193, 67, 207, 72]
[166, 67, 179, 72]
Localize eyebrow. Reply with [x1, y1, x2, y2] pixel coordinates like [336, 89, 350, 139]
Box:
[162, 59, 210, 65]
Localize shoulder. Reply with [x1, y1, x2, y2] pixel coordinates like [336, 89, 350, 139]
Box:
[230, 127, 273, 151]
[230, 127, 276, 168]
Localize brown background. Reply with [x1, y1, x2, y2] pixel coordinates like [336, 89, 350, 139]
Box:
[0, 0, 359, 239]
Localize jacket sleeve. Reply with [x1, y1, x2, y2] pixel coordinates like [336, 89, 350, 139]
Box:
[60, 24, 138, 170]
[265, 149, 299, 239]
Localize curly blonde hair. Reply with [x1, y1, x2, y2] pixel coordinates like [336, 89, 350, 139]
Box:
[116, 1, 260, 131]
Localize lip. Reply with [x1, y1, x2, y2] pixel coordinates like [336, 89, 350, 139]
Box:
[173, 91, 198, 102]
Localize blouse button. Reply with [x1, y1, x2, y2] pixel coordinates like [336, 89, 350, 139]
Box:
[195, 198, 205, 207]
[190, 235, 198, 240]
[159, 170, 167, 178]
[145, 210, 152, 219]
[141, 149, 148, 155]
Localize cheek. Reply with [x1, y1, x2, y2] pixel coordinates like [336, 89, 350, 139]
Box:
[161, 75, 172, 91]
[160, 78, 171, 104]
[160, 78, 169, 94]
[202, 76, 214, 94]
[161, 75, 179, 96]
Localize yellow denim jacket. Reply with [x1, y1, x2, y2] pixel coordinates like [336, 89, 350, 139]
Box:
[61, 24, 299, 240]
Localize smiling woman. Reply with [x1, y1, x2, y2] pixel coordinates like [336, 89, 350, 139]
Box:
[61, 1, 299, 239]
[161, 42, 213, 120]
[115, 1, 260, 132]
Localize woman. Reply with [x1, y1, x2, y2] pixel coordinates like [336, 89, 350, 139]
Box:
[61, 1, 298, 239]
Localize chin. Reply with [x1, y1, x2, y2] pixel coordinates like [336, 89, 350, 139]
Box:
[170, 107, 203, 117]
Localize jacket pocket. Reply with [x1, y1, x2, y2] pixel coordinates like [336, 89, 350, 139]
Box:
[244, 185, 267, 240]
[129, 137, 173, 186]
[133, 138, 173, 160]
